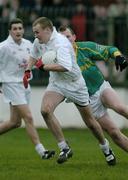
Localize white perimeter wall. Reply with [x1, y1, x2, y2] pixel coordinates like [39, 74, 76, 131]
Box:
[0, 87, 128, 129]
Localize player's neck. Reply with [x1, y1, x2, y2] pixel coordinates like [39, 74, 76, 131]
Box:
[14, 39, 22, 45]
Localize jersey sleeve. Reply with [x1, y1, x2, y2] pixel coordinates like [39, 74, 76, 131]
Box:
[77, 41, 122, 62]
[30, 39, 41, 60]
[56, 45, 72, 71]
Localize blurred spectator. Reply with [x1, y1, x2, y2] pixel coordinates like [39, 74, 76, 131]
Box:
[9, 0, 19, 20]
[85, 0, 95, 41]
[0, 0, 9, 6]
[42, 0, 53, 6]
[71, 3, 86, 41]
[91, 0, 116, 7]
[19, 0, 35, 9]
[1, 6, 10, 21]
[34, 0, 43, 12]
[93, 5, 108, 44]
[107, 0, 127, 17]
[52, 0, 64, 6]
[67, 0, 85, 5]
[107, 0, 128, 54]
[55, 17, 70, 29]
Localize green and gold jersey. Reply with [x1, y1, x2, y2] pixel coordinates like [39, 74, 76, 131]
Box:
[74, 41, 120, 95]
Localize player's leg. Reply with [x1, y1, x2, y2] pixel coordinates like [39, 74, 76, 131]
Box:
[41, 91, 65, 142]
[0, 103, 22, 134]
[98, 112, 128, 152]
[76, 104, 116, 165]
[16, 104, 55, 159]
[41, 91, 73, 163]
[76, 104, 106, 144]
[101, 88, 128, 119]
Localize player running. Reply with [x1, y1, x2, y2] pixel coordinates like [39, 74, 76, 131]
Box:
[23, 17, 116, 165]
[58, 25, 128, 163]
[0, 18, 55, 159]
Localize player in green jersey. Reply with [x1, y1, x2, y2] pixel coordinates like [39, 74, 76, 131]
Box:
[58, 26, 128, 157]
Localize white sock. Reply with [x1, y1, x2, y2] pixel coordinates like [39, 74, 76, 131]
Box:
[35, 143, 46, 157]
[99, 138, 110, 154]
[58, 141, 69, 150]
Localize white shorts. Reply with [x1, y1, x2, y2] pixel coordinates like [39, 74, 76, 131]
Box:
[46, 77, 89, 106]
[89, 81, 111, 119]
[2, 82, 31, 105]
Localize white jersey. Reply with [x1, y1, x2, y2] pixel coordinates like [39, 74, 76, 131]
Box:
[30, 27, 83, 87]
[0, 35, 32, 82]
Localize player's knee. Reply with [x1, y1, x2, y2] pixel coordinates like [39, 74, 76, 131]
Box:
[109, 128, 120, 141]
[15, 121, 22, 128]
[41, 106, 51, 118]
[12, 120, 21, 128]
[113, 105, 126, 115]
[86, 122, 97, 131]
[24, 113, 34, 124]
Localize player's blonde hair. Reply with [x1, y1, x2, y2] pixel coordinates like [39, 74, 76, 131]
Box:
[33, 17, 53, 31]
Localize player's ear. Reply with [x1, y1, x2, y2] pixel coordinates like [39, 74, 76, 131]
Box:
[73, 34, 76, 41]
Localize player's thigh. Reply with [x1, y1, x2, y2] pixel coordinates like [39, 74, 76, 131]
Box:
[101, 88, 124, 109]
[76, 105, 93, 120]
[41, 91, 64, 112]
[10, 104, 22, 123]
[13, 104, 32, 120]
[98, 112, 118, 132]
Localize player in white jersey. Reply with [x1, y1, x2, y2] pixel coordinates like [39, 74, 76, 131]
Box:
[0, 18, 55, 159]
[23, 17, 115, 165]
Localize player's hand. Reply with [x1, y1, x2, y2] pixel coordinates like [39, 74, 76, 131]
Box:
[115, 55, 128, 71]
[23, 70, 31, 88]
[35, 58, 44, 70]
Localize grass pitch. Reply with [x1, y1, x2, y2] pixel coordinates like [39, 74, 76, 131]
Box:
[0, 128, 127, 180]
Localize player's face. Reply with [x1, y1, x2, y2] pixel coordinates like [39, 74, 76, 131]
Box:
[60, 29, 76, 44]
[9, 23, 24, 43]
[33, 24, 51, 44]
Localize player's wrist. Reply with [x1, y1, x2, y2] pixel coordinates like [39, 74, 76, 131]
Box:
[39, 65, 44, 71]
[35, 58, 44, 71]
[114, 51, 121, 57]
[25, 69, 31, 73]
[24, 69, 31, 79]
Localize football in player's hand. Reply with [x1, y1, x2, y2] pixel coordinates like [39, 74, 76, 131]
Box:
[42, 50, 57, 65]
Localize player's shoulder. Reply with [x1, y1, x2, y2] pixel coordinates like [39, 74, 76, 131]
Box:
[0, 39, 7, 46]
[58, 33, 69, 42]
[76, 41, 95, 47]
[76, 41, 94, 46]
[56, 33, 71, 47]
[0, 39, 8, 49]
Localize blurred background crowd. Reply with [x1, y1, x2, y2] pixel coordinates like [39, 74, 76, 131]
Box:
[0, 0, 128, 86]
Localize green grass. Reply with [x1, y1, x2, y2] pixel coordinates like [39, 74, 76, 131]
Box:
[0, 128, 128, 180]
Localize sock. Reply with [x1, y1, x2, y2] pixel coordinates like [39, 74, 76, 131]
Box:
[58, 141, 69, 150]
[99, 138, 110, 154]
[35, 143, 46, 157]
